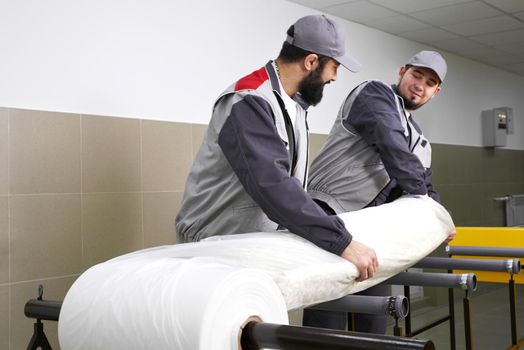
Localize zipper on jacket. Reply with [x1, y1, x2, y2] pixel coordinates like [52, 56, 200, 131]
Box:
[273, 91, 298, 174]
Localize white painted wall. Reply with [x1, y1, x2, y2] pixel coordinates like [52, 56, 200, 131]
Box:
[1, 0, 523, 149]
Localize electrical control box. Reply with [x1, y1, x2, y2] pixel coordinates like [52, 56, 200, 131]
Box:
[482, 107, 513, 147]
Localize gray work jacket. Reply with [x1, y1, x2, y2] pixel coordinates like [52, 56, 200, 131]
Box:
[308, 80, 439, 214]
[175, 62, 351, 255]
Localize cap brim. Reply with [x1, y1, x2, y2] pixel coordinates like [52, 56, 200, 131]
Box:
[409, 63, 444, 83]
[336, 54, 362, 73]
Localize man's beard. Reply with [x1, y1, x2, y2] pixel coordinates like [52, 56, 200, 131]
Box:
[394, 83, 424, 111]
[402, 98, 421, 111]
[298, 66, 327, 106]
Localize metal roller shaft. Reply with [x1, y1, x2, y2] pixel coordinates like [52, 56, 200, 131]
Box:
[414, 256, 521, 274]
[240, 321, 435, 350]
[384, 271, 477, 291]
[24, 299, 62, 321]
[446, 245, 524, 258]
[310, 294, 409, 319]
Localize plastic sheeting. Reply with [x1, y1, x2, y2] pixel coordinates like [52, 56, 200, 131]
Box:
[58, 259, 288, 350]
[59, 195, 453, 350]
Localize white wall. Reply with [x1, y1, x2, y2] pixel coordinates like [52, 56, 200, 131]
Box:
[1, 0, 523, 149]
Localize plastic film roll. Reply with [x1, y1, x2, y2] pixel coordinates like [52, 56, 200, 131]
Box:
[59, 194, 453, 349]
[58, 257, 288, 350]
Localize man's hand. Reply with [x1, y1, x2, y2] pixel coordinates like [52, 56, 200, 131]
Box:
[445, 229, 456, 243]
[341, 240, 378, 282]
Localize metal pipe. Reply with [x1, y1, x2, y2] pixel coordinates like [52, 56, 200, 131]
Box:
[24, 299, 62, 321]
[463, 291, 473, 350]
[446, 245, 524, 258]
[384, 272, 477, 291]
[240, 321, 435, 350]
[404, 285, 411, 335]
[414, 256, 521, 274]
[448, 282, 457, 350]
[310, 295, 409, 319]
[509, 278, 517, 346]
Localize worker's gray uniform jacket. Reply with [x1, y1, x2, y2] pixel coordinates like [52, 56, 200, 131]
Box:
[308, 80, 439, 214]
[175, 61, 351, 255]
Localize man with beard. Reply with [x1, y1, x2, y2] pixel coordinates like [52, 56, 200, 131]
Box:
[176, 15, 378, 283]
[307, 50, 454, 333]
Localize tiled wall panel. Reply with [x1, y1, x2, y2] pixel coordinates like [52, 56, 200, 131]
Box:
[0, 108, 7, 195]
[82, 115, 141, 193]
[0, 285, 8, 350]
[143, 191, 183, 247]
[142, 120, 192, 192]
[9, 109, 80, 194]
[82, 192, 143, 268]
[0, 197, 8, 284]
[10, 195, 82, 282]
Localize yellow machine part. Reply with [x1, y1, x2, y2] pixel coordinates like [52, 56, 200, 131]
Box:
[450, 227, 524, 284]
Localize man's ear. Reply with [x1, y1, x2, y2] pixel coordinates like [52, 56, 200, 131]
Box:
[303, 53, 319, 72]
[432, 86, 442, 98]
[398, 66, 407, 81]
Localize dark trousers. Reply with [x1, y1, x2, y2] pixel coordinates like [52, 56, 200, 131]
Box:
[302, 283, 391, 333]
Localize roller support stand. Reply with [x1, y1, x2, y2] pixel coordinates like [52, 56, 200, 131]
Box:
[509, 275, 517, 347]
[26, 285, 54, 350]
[463, 290, 473, 350]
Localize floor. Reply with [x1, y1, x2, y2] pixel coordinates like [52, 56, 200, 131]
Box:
[387, 282, 524, 350]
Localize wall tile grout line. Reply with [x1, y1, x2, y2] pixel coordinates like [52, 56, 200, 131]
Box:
[80, 114, 84, 274]
[7, 107, 11, 350]
[9, 273, 81, 286]
[9, 191, 151, 196]
[140, 119, 145, 248]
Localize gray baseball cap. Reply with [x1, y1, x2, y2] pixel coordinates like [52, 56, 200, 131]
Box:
[286, 15, 362, 72]
[407, 51, 447, 83]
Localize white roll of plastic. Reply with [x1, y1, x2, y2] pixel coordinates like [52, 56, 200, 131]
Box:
[58, 257, 288, 350]
[59, 195, 453, 349]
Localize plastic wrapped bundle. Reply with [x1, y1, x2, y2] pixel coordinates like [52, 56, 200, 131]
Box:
[59, 195, 453, 349]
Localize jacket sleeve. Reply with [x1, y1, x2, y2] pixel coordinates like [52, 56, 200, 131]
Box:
[425, 168, 440, 202]
[218, 94, 351, 255]
[345, 81, 428, 196]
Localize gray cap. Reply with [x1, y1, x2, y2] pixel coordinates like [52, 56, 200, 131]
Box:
[407, 50, 447, 83]
[286, 15, 362, 72]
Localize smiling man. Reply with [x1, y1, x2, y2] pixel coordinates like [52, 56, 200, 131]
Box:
[306, 50, 453, 333]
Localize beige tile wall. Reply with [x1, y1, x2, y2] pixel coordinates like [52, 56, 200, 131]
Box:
[0, 196, 8, 285]
[10, 195, 82, 281]
[142, 120, 193, 192]
[0, 109, 7, 349]
[82, 116, 140, 193]
[0, 108, 8, 195]
[10, 109, 80, 194]
[82, 193, 143, 268]
[1, 108, 206, 349]
[0, 285, 9, 350]
[143, 192, 183, 248]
